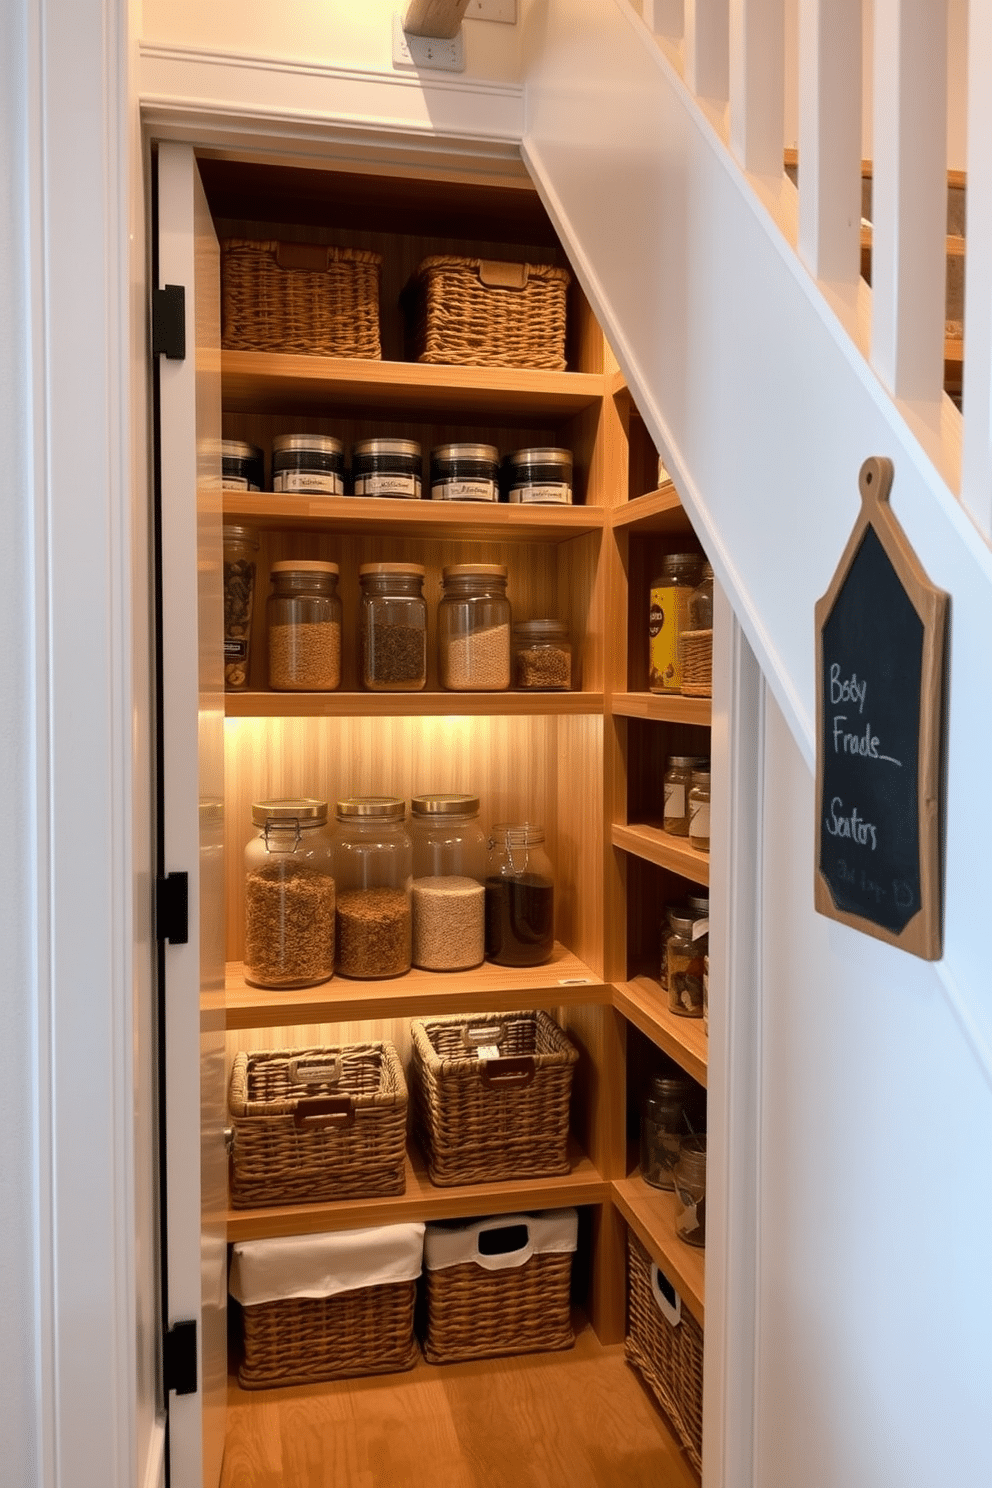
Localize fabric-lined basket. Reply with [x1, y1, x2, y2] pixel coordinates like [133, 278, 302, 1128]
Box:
[220, 239, 382, 358]
[625, 1229, 704, 1473]
[230, 1223, 424, 1388]
[422, 1209, 577, 1363]
[679, 628, 713, 697]
[410, 1012, 578, 1187]
[228, 1043, 407, 1208]
[405, 256, 571, 371]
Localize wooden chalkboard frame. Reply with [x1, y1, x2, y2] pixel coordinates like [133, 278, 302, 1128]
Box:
[814, 456, 947, 959]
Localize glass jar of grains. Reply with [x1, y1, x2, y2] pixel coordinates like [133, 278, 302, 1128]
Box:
[223, 524, 259, 691]
[485, 823, 555, 967]
[266, 560, 342, 691]
[663, 754, 707, 835]
[688, 770, 711, 852]
[409, 794, 487, 972]
[359, 562, 427, 691]
[332, 797, 413, 979]
[243, 799, 336, 989]
[649, 552, 702, 693]
[437, 564, 511, 691]
[512, 619, 573, 690]
[667, 911, 707, 1017]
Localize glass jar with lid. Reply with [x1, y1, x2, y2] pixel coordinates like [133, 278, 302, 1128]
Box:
[359, 562, 427, 691]
[688, 770, 711, 852]
[649, 552, 702, 693]
[332, 797, 413, 979]
[663, 754, 707, 835]
[512, 619, 572, 690]
[688, 562, 714, 631]
[243, 799, 336, 989]
[485, 823, 555, 967]
[640, 1071, 695, 1190]
[272, 433, 345, 496]
[437, 564, 511, 691]
[667, 911, 707, 1016]
[409, 794, 487, 972]
[266, 559, 342, 691]
[505, 446, 573, 505]
[659, 893, 709, 990]
[223, 524, 259, 691]
[430, 443, 499, 503]
[351, 438, 422, 499]
[673, 1135, 707, 1247]
[222, 439, 264, 492]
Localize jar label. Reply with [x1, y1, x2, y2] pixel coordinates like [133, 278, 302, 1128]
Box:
[431, 479, 498, 502]
[508, 483, 571, 505]
[690, 802, 711, 838]
[224, 638, 248, 661]
[222, 476, 250, 491]
[273, 471, 344, 495]
[649, 583, 692, 692]
[354, 473, 422, 499]
[664, 783, 686, 818]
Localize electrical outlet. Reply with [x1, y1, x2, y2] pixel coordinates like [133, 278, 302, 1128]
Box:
[392, 15, 465, 72]
[465, 0, 517, 20]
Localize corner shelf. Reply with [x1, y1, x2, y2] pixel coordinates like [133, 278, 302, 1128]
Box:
[612, 1168, 705, 1326]
[611, 484, 696, 536]
[611, 823, 710, 886]
[614, 976, 707, 1088]
[611, 691, 712, 726]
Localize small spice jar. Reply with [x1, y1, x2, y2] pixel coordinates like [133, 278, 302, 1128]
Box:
[504, 446, 573, 505]
[485, 823, 555, 967]
[512, 619, 572, 690]
[222, 439, 264, 491]
[430, 443, 499, 503]
[332, 797, 413, 980]
[667, 912, 707, 1017]
[640, 1072, 695, 1191]
[673, 1136, 707, 1247]
[409, 794, 487, 972]
[243, 799, 336, 989]
[688, 770, 711, 853]
[271, 433, 345, 496]
[266, 560, 342, 692]
[359, 562, 427, 691]
[437, 564, 511, 691]
[658, 893, 709, 990]
[223, 524, 259, 691]
[663, 755, 707, 836]
[351, 438, 422, 499]
[649, 553, 702, 693]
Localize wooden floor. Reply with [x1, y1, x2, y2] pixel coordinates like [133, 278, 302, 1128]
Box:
[220, 1317, 700, 1488]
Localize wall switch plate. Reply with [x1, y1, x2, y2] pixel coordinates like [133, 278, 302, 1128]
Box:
[465, 0, 517, 21]
[393, 15, 465, 72]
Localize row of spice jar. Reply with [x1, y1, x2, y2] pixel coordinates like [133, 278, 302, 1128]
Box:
[663, 754, 710, 852]
[639, 1067, 707, 1247]
[222, 437, 575, 506]
[244, 795, 557, 989]
[224, 533, 574, 694]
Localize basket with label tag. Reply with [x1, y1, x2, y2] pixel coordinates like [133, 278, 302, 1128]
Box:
[404, 256, 571, 371]
[409, 1011, 577, 1186]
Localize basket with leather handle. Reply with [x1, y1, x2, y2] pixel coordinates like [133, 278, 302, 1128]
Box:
[410, 1012, 577, 1186]
[228, 1043, 407, 1207]
[405, 255, 570, 371]
[220, 238, 382, 358]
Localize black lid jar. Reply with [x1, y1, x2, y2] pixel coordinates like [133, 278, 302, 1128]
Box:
[271, 433, 345, 496]
[351, 438, 422, 500]
[504, 446, 573, 506]
[222, 439, 264, 492]
[430, 443, 500, 503]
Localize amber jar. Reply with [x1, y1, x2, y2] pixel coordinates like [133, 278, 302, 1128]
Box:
[667, 912, 707, 1017]
[688, 770, 711, 852]
[663, 755, 707, 835]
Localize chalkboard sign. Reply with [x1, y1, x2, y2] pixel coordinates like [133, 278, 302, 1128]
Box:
[814, 457, 947, 959]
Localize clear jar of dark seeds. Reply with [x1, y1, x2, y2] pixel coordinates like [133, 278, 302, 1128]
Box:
[351, 438, 422, 499]
[272, 433, 345, 496]
[504, 446, 573, 505]
[359, 562, 427, 691]
[430, 443, 499, 502]
[223, 524, 259, 691]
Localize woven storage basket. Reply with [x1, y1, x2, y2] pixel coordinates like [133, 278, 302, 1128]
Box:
[679, 628, 713, 697]
[220, 239, 382, 358]
[230, 1224, 423, 1389]
[422, 1210, 577, 1364]
[406, 256, 570, 371]
[410, 1011, 577, 1187]
[625, 1229, 704, 1473]
[229, 1043, 407, 1208]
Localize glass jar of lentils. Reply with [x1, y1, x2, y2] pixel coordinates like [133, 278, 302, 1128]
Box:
[243, 799, 336, 989]
[266, 559, 342, 691]
[437, 563, 511, 691]
[409, 794, 487, 972]
[359, 562, 427, 691]
[332, 797, 413, 979]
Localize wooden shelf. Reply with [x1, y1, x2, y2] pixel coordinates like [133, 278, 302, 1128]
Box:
[612, 1170, 705, 1325]
[226, 1137, 608, 1243]
[221, 351, 607, 421]
[223, 491, 605, 542]
[611, 691, 711, 726]
[220, 944, 609, 1030]
[611, 823, 710, 886]
[614, 976, 707, 1087]
[225, 689, 605, 720]
[611, 484, 695, 535]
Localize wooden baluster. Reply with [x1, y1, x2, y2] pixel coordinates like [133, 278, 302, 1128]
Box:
[685, 0, 730, 102]
[729, 0, 786, 176]
[961, 0, 992, 536]
[870, 0, 948, 413]
[643, 0, 685, 39]
[796, 0, 863, 289]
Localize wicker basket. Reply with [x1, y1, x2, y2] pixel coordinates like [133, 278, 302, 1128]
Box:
[406, 256, 570, 371]
[679, 628, 713, 697]
[422, 1210, 577, 1364]
[410, 1012, 578, 1187]
[625, 1230, 704, 1473]
[230, 1224, 423, 1389]
[228, 1043, 407, 1208]
[220, 239, 382, 358]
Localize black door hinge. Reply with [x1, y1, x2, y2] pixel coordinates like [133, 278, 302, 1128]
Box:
[155, 872, 189, 945]
[164, 1319, 198, 1396]
[152, 284, 186, 360]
